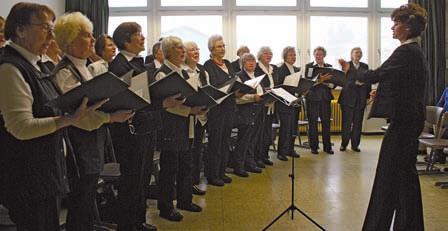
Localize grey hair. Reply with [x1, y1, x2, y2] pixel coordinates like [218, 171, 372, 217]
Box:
[237, 45, 250, 56]
[257, 46, 273, 61]
[282, 46, 296, 61]
[240, 52, 256, 67]
[184, 40, 197, 50]
[207, 34, 223, 52]
[161, 35, 183, 59]
[350, 47, 362, 55]
[313, 46, 327, 56]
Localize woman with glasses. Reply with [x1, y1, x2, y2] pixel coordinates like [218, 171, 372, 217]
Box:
[0, 3, 109, 230]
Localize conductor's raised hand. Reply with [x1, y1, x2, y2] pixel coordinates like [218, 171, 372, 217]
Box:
[338, 58, 350, 73]
[163, 93, 185, 108]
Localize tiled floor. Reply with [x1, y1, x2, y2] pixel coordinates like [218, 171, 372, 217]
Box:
[1, 135, 447, 231]
[146, 135, 448, 231]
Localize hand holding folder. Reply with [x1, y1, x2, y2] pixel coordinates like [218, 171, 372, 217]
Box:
[261, 87, 300, 107]
[47, 71, 150, 113]
[277, 74, 315, 95]
[231, 74, 266, 94]
[306, 66, 347, 87]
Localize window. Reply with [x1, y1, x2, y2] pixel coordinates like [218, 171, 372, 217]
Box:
[236, 0, 296, 6]
[380, 17, 400, 63]
[381, 0, 408, 9]
[310, 0, 367, 8]
[108, 16, 148, 52]
[310, 16, 368, 67]
[161, 0, 222, 6]
[109, 0, 147, 7]
[161, 16, 222, 62]
[236, 15, 296, 64]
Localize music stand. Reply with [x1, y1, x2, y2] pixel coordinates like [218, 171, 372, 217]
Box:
[262, 155, 326, 230]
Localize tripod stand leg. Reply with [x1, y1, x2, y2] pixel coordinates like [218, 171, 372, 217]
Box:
[262, 206, 294, 231]
[293, 206, 326, 231]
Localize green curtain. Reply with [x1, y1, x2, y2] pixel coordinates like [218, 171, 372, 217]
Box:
[65, 0, 109, 39]
[410, 0, 446, 105]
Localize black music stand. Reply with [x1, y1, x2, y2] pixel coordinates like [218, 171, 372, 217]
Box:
[262, 155, 326, 230]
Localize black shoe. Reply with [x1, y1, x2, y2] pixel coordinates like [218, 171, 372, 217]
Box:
[177, 202, 202, 212]
[234, 168, 249, 177]
[324, 149, 334, 155]
[340, 146, 346, 151]
[245, 165, 262, 173]
[311, 149, 319, 154]
[288, 150, 300, 158]
[351, 147, 361, 152]
[263, 159, 274, 166]
[208, 178, 224, 187]
[139, 223, 157, 231]
[277, 155, 288, 161]
[159, 208, 183, 222]
[192, 185, 206, 195]
[256, 160, 265, 168]
[222, 175, 232, 183]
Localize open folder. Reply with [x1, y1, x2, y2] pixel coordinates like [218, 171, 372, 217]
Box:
[277, 73, 315, 95]
[306, 66, 347, 87]
[261, 87, 300, 107]
[149, 71, 197, 99]
[47, 71, 150, 113]
[230, 74, 266, 94]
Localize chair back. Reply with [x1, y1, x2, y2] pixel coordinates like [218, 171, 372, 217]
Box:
[424, 106, 443, 133]
[435, 112, 448, 139]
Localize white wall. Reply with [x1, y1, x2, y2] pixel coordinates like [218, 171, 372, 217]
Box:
[1, 0, 65, 18]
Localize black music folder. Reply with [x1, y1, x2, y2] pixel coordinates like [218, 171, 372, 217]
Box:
[306, 66, 347, 87]
[47, 71, 149, 113]
[149, 71, 197, 99]
[277, 74, 315, 95]
[261, 87, 300, 107]
[231, 74, 266, 94]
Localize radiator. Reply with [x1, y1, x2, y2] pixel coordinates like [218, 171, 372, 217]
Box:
[297, 100, 342, 133]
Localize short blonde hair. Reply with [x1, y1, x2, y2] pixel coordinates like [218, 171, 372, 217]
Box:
[54, 12, 93, 52]
[161, 36, 183, 60]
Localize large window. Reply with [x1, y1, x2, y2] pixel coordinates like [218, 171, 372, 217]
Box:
[108, 16, 148, 52]
[236, 0, 296, 6]
[236, 15, 296, 64]
[310, 0, 367, 8]
[161, 16, 222, 62]
[161, 0, 222, 7]
[310, 16, 368, 67]
[381, 0, 408, 9]
[109, 0, 147, 7]
[380, 17, 401, 63]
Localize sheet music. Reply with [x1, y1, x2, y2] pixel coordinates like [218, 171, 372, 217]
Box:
[283, 72, 301, 87]
[218, 83, 231, 93]
[129, 71, 150, 103]
[270, 88, 298, 105]
[215, 93, 233, 104]
[121, 70, 134, 85]
[244, 74, 266, 88]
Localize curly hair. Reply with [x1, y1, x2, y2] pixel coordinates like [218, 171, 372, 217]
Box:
[54, 12, 93, 52]
[391, 3, 427, 39]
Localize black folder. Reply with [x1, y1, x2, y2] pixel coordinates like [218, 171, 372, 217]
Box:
[277, 78, 315, 95]
[46, 72, 149, 113]
[261, 87, 300, 107]
[183, 88, 218, 108]
[149, 71, 197, 99]
[307, 66, 347, 87]
[201, 85, 229, 100]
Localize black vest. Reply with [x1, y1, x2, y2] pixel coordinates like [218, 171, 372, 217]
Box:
[53, 56, 107, 175]
[0, 46, 70, 201]
[203, 59, 236, 112]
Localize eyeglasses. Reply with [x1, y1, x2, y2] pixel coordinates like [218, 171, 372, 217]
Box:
[29, 23, 55, 33]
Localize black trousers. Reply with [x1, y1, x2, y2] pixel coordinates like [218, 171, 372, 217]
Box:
[341, 104, 365, 148]
[233, 124, 255, 170]
[192, 122, 206, 185]
[259, 111, 274, 161]
[306, 100, 332, 151]
[158, 149, 193, 210]
[278, 111, 297, 157]
[111, 127, 154, 230]
[362, 120, 424, 231]
[66, 174, 100, 231]
[5, 196, 60, 231]
[206, 108, 234, 180]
